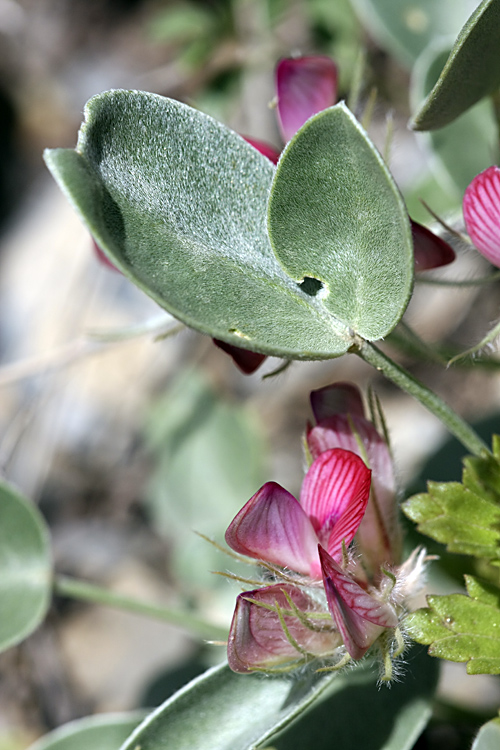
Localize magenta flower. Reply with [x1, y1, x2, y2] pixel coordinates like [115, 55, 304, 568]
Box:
[463, 165, 500, 267]
[307, 382, 401, 579]
[225, 384, 427, 675]
[226, 448, 371, 579]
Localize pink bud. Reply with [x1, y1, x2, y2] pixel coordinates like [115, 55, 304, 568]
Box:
[411, 220, 455, 271]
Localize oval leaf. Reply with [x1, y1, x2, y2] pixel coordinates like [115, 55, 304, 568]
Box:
[472, 718, 500, 750]
[412, 0, 500, 131]
[410, 40, 498, 197]
[0, 480, 52, 652]
[119, 650, 438, 750]
[27, 712, 146, 750]
[44, 90, 352, 360]
[268, 103, 413, 341]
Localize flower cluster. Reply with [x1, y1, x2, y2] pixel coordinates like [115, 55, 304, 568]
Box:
[225, 383, 426, 679]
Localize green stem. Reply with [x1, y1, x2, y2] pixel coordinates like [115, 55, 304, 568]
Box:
[353, 339, 489, 456]
[54, 574, 228, 642]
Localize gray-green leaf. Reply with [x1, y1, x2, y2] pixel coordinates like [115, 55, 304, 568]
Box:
[412, 0, 500, 130]
[472, 717, 500, 750]
[268, 103, 413, 342]
[0, 480, 52, 652]
[119, 649, 438, 750]
[27, 711, 146, 750]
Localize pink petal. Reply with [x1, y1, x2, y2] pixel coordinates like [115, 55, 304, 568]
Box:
[307, 415, 400, 572]
[91, 238, 120, 272]
[411, 220, 455, 271]
[243, 136, 281, 165]
[225, 481, 320, 576]
[319, 547, 398, 660]
[463, 165, 500, 268]
[310, 383, 365, 423]
[300, 449, 371, 561]
[227, 584, 340, 673]
[212, 339, 267, 374]
[276, 56, 338, 143]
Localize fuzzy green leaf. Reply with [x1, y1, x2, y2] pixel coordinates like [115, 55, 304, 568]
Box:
[27, 712, 146, 750]
[407, 581, 500, 674]
[409, 39, 498, 198]
[45, 92, 413, 361]
[44, 91, 353, 360]
[0, 481, 52, 653]
[119, 650, 438, 750]
[412, 0, 500, 130]
[268, 103, 413, 342]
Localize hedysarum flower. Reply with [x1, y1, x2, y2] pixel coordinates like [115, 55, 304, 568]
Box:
[463, 165, 500, 267]
[224, 385, 427, 676]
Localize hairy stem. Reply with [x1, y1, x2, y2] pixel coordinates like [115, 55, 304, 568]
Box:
[353, 339, 488, 457]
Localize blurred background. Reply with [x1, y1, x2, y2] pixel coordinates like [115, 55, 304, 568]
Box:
[0, 1, 500, 748]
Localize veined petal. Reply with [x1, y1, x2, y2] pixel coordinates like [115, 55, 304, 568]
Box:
[275, 56, 338, 143]
[300, 449, 371, 560]
[212, 339, 267, 374]
[243, 136, 281, 165]
[308, 415, 400, 571]
[319, 547, 398, 660]
[463, 165, 500, 268]
[411, 220, 455, 271]
[310, 382, 365, 423]
[227, 584, 340, 673]
[225, 481, 320, 575]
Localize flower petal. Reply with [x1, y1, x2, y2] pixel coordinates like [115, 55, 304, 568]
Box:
[243, 136, 281, 165]
[275, 56, 338, 143]
[411, 220, 455, 271]
[92, 237, 120, 272]
[212, 339, 267, 374]
[307, 415, 400, 572]
[300, 449, 371, 560]
[463, 165, 500, 268]
[319, 547, 398, 660]
[225, 481, 320, 575]
[227, 584, 340, 673]
[310, 382, 365, 423]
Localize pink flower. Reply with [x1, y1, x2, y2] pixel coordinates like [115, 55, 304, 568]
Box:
[307, 382, 401, 579]
[224, 384, 427, 674]
[463, 165, 500, 267]
[225, 448, 371, 580]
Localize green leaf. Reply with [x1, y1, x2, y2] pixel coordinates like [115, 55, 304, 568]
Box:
[119, 649, 438, 750]
[407, 580, 500, 674]
[350, 0, 478, 67]
[412, 0, 500, 130]
[410, 39, 498, 197]
[472, 717, 500, 750]
[27, 712, 146, 750]
[402, 441, 500, 558]
[0, 481, 52, 653]
[44, 92, 413, 360]
[44, 90, 353, 361]
[268, 103, 413, 342]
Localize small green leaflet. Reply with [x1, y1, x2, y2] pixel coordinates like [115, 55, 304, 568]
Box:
[407, 576, 500, 675]
[402, 436, 500, 558]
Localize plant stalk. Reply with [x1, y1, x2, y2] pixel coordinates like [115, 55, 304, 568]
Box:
[353, 338, 489, 457]
[54, 574, 228, 642]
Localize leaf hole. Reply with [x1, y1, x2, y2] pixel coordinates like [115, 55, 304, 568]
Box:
[298, 277, 326, 297]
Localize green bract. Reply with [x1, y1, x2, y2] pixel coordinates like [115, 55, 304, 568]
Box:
[412, 0, 500, 130]
[0, 481, 52, 652]
[44, 91, 413, 360]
